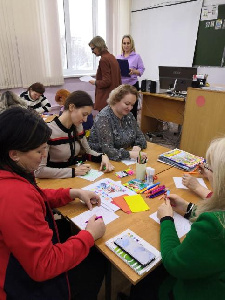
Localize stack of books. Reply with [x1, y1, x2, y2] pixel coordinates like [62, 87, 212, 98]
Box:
[158, 148, 205, 171]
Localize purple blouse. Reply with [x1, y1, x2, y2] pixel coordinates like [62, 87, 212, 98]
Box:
[116, 51, 145, 86]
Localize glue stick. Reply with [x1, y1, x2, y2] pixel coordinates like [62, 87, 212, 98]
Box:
[146, 167, 155, 185]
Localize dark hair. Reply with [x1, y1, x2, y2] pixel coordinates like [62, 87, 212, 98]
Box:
[0, 107, 51, 179]
[64, 90, 94, 110]
[28, 82, 45, 94]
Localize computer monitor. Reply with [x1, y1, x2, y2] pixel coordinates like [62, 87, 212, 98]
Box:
[159, 66, 197, 92]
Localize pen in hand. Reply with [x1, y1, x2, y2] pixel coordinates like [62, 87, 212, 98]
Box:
[85, 216, 103, 223]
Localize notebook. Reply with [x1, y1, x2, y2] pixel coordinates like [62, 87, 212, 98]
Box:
[158, 148, 205, 171]
[117, 59, 130, 77]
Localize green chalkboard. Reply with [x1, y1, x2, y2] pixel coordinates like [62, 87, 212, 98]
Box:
[193, 4, 225, 67]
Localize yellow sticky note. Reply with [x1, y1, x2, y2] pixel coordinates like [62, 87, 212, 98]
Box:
[124, 195, 149, 212]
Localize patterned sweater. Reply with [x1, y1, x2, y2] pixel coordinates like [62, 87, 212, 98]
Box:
[35, 116, 103, 178]
[88, 105, 147, 161]
[20, 91, 51, 113]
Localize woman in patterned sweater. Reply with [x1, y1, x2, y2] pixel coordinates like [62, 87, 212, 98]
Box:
[89, 84, 147, 162]
[35, 90, 114, 179]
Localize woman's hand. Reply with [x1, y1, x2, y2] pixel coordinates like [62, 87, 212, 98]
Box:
[198, 163, 210, 178]
[85, 215, 106, 241]
[182, 174, 210, 198]
[129, 68, 140, 76]
[75, 164, 91, 176]
[167, 194, 189, 213]
[89, 80, 96, 85]
[129, 150, 147, 162]
[100, 154, 115, 172]
[157, 198, 173, 220]
[70, 189, 101, 210]
[132, 145, 141, 152]
[182, 174, 200, 190]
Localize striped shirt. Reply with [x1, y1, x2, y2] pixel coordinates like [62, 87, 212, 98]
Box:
[35, 116, 102, 178]
[20, 91, 51, 113]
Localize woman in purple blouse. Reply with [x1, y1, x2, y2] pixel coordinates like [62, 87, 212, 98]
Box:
[116, 34, 145, 119]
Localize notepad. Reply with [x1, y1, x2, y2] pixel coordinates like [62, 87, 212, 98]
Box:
[117, 59, 130, 77]
[105, 229, 161, 275]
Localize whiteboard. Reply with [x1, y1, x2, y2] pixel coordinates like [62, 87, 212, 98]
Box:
[131, 0, 203, 80]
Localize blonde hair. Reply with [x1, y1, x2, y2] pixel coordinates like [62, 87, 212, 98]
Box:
[88, 36, 108, 54]
[107, 84, 139, 106]
[121, 34, 136, 54]
[192, 137, 225, 226]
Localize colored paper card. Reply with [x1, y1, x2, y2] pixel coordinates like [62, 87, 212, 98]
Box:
[76, 169, 104, 181]
[112, 194, 132, 214]
[124, 195, 149, 212]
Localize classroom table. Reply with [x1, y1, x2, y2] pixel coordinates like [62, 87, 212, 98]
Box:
[140, 92, 185, 133]
[36, 142, 210, 299]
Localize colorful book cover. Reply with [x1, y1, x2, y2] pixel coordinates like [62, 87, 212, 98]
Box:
[158, 148, 205, 171]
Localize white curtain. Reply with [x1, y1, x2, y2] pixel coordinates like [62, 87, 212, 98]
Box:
[106, 0, 131, 56]
[0, 0, 64, 89]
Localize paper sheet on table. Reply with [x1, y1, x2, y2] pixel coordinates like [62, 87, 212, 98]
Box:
[173, 177, 208, 189]
[79, 75, 95, 82]
[121, 158, 136, 166]
[76, 169, 104, 181]
[112, 194, 132, 214]
[150, 211, 191, 238]
[71, 206, 119, 230]
[124, 194, 149, 212]
[82, 178, 136, 212]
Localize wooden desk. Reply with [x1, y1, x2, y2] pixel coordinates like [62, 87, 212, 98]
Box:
[37, 143, 207, 284]
[141, 92, 185, 133]
[180, 88, 225, 157]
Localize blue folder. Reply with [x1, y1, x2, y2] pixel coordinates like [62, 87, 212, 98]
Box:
[117, 59, 130, 77]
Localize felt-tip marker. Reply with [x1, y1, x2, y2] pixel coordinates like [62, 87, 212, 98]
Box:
[85, 216, 103, 223]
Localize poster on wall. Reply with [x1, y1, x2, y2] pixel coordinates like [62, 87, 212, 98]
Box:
[201, 5, 218, 21]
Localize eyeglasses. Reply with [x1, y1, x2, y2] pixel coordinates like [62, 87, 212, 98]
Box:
[91, 46, 96, 52]
[203, 162, 213, 172]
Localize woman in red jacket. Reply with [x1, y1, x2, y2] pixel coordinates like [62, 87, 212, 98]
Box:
[0, 107, 106, 300]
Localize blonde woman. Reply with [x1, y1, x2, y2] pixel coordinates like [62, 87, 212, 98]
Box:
[116, 34, 145, 119]
[129, 137, 225, 300]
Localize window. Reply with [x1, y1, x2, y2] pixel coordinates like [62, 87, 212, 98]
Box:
[57, 0, 106, 77]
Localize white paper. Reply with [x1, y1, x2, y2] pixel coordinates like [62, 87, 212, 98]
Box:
[121, 158, 136, 166]
[76, 169, 104, 181]
[173, 177, 208, 189]
[150, 211, 191, 238]
[79, 75, 95, 82]
[71, 206, 119, 229]
[82, 178, 136, 211]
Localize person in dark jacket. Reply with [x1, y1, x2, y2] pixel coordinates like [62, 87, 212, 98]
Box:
[88, 36, 121, 111]
[0, 107, 106, 300]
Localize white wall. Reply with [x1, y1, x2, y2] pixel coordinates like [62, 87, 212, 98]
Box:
[131, 0, 225, 87]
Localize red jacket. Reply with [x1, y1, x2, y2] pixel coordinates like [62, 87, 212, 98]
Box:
[0, 170, 94, 300]
[94, 50, 121, 111]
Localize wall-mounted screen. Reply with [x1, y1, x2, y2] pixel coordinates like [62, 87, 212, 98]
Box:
[159, 66, 197, 92]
